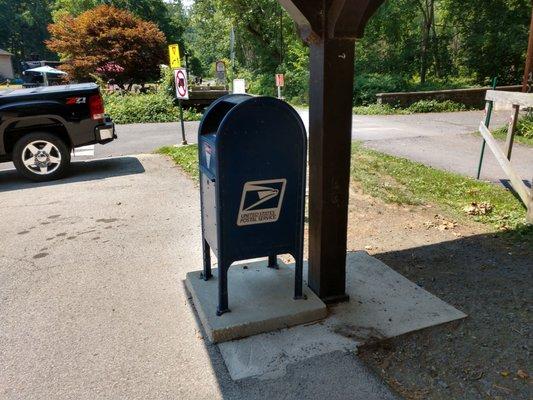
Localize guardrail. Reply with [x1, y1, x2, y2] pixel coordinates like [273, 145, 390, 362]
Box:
[477, 90, 533, 223]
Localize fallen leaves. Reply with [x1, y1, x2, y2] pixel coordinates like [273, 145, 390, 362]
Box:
[516, 369, 529, 380]
[464, 202, 494, 216]
[424, 215, 458, 231]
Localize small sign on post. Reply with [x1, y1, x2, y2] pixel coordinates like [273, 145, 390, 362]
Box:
[168, 44, 181, 69]
[174, 68, 189, 145]
[174, 68, 189, 100]
[216, 61, 226, 84]
[275, 74, 285, 99]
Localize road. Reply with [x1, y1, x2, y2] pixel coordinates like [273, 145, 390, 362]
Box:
[1, 110, 531, 185]
[0, 155, 397, 399]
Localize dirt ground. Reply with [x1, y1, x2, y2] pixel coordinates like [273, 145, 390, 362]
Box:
[344, 183, 531, 399]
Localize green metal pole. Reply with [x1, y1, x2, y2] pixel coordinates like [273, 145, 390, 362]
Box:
[476, 78, 497, 180]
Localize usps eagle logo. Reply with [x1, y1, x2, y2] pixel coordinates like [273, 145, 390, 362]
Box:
[237, 179, 287, 226]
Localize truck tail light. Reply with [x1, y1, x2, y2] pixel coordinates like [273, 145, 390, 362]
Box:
[89, 94, 105, 120]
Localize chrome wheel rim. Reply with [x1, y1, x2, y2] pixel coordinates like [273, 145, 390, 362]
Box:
[22, 140, 62, 175]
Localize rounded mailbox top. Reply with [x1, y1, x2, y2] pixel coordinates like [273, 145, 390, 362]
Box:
[198, 94, 307, 146]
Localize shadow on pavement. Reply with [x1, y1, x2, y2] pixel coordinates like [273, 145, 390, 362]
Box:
[0, 156, 145, 193]
[358, 231, 531, 399]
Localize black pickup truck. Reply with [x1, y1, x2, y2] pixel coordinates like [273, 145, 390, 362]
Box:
[0, 83, 116, 181]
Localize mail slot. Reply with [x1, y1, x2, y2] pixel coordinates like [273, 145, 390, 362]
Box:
[198, 94, 307, 316]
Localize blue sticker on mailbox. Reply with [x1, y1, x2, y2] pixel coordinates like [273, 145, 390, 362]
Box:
[237, 179, 287, 226]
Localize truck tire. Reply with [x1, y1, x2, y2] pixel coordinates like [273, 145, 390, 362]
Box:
[12, 132, 71, 182]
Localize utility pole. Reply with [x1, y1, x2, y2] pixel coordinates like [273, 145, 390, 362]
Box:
[522, 9, 533, 92]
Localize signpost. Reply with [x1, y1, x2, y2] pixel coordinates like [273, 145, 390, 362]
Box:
[174, 67, 189, 145]
[216, 61, 227, 85]
[275, 73, 285, 99]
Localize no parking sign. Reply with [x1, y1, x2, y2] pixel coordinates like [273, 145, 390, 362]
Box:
[174, 68, 189, 100]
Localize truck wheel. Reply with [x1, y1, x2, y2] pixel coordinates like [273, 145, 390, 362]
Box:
[13, 133, 71, 182]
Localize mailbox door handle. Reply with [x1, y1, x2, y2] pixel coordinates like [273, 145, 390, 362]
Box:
[200, 165, 216, 183]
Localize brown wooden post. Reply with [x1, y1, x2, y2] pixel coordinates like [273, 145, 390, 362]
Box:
[505, 104, 520, 160]
[523, 9, 533, 92]
[278, 0, 385, 302]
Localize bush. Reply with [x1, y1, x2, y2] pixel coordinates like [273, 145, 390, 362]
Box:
[354, 73, 408, 105]
[354, 100, 468, 115]
[406, 100, 467, 113]
[103, 92, 202, 125]
[353, 103, 409, 115]
[515, 114, 533, 139]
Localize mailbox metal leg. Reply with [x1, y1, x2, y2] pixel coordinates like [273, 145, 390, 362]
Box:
[294, 252, 304, 300]
[201, 239, 212, 281]
[217, 262, 231, 316]
[268, 255, 279, 269]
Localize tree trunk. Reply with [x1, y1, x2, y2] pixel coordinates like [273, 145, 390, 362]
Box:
[418, 0, 435, 84]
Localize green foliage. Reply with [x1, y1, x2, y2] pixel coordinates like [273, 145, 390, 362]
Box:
[353, 104, 409, 115]
[351, 142, 531, 238]
[103, 92, 202, 124]
[0, 0, 56, 70]
[354, 74, 408, 105]
[157, 145, 199, 180]
[491, 113, 533, 146]
[406, 99, 467, 113]
[52, 0, 187, 45]
[354, 100, 468, 115]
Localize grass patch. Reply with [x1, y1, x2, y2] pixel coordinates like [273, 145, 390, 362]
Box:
[351, 142, 531, 241]
[158, 142, 531, 242]
[354, 100, 469, 115]
[489, 114, 533, 147]
[157, 145, 199, 180]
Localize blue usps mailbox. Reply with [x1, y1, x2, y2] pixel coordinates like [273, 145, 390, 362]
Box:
[198, 94, 307, 316]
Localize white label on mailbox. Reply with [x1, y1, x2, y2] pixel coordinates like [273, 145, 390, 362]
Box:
[237, 179, 287, 226]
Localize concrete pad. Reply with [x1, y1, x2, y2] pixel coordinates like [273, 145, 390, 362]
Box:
[219, 251, 467, 380]
[185, 260, 327, 343]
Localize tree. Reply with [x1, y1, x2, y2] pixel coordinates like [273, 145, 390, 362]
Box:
[0, 0, 55, 70]
[52, 0, 185, 44]
[47, 5, 166, 88]
[442, 0, 531, 85]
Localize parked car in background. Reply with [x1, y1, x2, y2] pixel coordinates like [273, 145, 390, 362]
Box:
[0, 83, 116, 181]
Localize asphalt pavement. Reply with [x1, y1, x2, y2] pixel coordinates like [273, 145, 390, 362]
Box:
[0, 155, 397, 399]
[1, 110, 531, 184]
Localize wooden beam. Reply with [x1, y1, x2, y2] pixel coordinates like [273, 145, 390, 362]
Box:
[279, 0, 385, 40]
[277, 0, 322, 41]
[479, 122, 532, 222]
[485, 90, 533, 108]
[504, 105, 520, 160]
[279, 0, 385, 303]
[307, 38, 355, 303]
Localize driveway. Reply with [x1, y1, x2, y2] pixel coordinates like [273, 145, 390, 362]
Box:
[0, 155, 396, 400]
[1, 110, 530, 185]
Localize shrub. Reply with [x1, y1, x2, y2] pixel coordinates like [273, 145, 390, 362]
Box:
[103, 92, 202, 125]
[354, 73, 408, 105]
[47, 5, 166, 87]
[353, 103, 408, 115]
[354, 100, 468, 115]
[406, 100, 467, 113]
